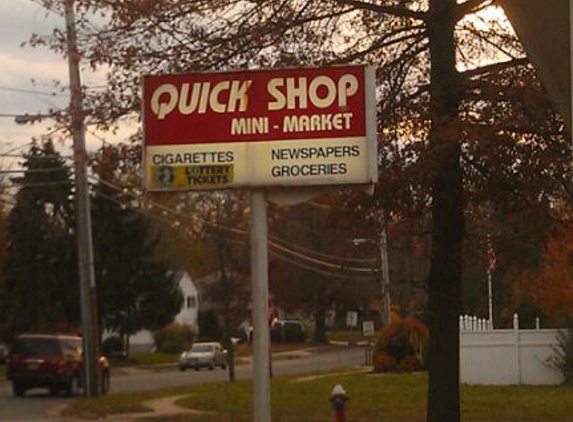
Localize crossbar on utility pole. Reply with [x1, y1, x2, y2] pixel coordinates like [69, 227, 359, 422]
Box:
[64, 0, 100, 397]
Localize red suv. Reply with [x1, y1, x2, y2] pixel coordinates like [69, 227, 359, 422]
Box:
[6, 334, 110, 397]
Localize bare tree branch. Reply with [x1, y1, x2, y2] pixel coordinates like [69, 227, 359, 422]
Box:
[336, 0, 427, 21]
[454, 0, 495, 22]
[460, 57, 529, 79]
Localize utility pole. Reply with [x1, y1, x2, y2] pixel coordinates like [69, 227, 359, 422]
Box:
[64, 0, 100, 397]
[352, 231, 392, 326]
[379, 226, 392, 326]
[487, 235, 496, 329]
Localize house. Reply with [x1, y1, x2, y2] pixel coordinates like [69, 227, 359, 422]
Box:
[126, 271, 199, 352]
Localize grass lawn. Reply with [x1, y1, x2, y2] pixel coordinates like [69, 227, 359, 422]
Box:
[69, 371, 573, 422]
[109, 352, 180, 368]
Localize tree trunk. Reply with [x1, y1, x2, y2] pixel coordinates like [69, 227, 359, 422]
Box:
[216, 233, 236, 382]
[313, 307, 328, 344]
[124, 311, 131, 359]
[426, 1, 464, 422]
[221, 269, 236, 382]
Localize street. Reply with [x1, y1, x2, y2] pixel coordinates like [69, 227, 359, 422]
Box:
[0, 347, 365, 421]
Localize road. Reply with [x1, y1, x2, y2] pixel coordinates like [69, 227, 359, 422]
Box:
[0, 347, 365, 421]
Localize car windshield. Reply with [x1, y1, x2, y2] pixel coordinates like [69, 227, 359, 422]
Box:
[191, 344, 214, 353]
[60, 338, 82, 356]
[11, 338, 61, 356]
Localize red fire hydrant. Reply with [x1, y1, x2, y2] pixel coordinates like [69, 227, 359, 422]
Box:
[330, 384, 349, 422]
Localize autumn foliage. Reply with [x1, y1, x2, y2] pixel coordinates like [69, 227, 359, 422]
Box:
[373, 317, 428, 372]
[526, 226, 573, 324]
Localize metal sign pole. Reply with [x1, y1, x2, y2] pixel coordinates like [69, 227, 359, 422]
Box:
[250, 189, 271, 422]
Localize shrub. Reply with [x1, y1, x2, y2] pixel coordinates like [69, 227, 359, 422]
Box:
[551, 324, 573, 385]
[271, 321, 307, 343]
[374, 317, 429, 372]
[373, 352, 397, 372]
[102, 335, 124, 357]
[284, 322, 307, 343]
[154, 323, 195, 353]
[397, 355, 423, 372]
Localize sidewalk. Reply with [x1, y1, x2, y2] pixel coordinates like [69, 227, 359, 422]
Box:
[47, 395, 205, 422]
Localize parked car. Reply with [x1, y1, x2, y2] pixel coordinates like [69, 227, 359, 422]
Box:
[6, 334, 110, 397]
[271, 319, 307, 343]
[0, 343, 7, 364]
[179, 342, 227, 371]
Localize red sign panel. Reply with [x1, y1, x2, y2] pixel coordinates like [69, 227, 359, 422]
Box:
[143, 66, 366, 145]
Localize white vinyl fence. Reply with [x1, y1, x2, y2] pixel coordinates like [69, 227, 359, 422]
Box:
[460, 314, 564, 385]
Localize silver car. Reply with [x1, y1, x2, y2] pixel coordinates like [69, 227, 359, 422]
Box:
[179, 342, 227, 371]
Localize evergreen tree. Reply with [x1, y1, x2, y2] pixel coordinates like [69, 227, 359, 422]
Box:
[91, 145, 182, 354]
[3, 141, 78, 333]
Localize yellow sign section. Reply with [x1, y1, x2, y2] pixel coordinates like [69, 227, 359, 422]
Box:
[150, 164, 234, 189]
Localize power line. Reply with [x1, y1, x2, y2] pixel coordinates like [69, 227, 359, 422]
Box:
[0, 114, 28, 118]
[269, 233, 378, 265]
[2, 171, 378, 280]
[269, 239, 375, 274]
[88, 174, 377, 274]
[1, 164, 376, 278]
[92, 188, 179, 227]
[5, 180, 72, 188]
[0, 142, 35, 156]
[0, 153, 74, 160]
[97, 182, 374, 280]
[0, 168, 71, 175]
[268, 250, 376, 282]
[0, 85, 67, 97]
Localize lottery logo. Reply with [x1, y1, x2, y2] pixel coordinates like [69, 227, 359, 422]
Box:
[157, 166, 175, 186]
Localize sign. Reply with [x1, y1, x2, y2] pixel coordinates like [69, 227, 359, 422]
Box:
[143, 65, 377, 191]
[346, 311, 358, 328]
[362, 321, 375, 337]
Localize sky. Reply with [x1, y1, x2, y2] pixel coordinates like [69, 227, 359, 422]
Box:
[0, 1, 513, 169]
[0, 0, 119, 168]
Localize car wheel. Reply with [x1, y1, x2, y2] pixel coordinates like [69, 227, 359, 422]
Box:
[209, 363, 215, 370]
[193, 366, 199, 371]
[179, 365, 187, 372]
[101, 371, 110, 395]
[49, 386, 60, 396]
[12, 381, 26, 397]
[66, 373, 82, 397]
[221, 363, 227, 370]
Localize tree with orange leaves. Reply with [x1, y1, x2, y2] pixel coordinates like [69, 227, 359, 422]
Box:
[527, 226, 573, 325]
